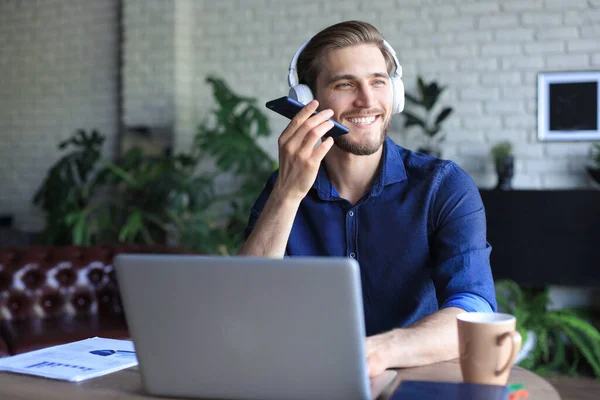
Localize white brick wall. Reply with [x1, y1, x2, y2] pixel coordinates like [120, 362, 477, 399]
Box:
[0, 0, 120, 232]
[2, 0, 599, 232]
[123, 0, 175, 128]
[175, 0, 600, 189]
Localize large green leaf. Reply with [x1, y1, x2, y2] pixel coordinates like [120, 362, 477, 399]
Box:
[424, 83, 445, 110]
[435, 107, 453, 126]
[560, 324, 600, 378]
[118, 209, 143, 242]
[417, 76, 426, 100]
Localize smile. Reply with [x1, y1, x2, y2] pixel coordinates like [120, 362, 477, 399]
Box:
[345, 115, 380, 126]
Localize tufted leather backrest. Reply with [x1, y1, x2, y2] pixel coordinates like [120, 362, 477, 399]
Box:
[0, 245, 186, 321]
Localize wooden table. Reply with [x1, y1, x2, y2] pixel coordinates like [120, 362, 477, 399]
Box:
[0, 359, 561, 399]
[381, 359, 561, 399]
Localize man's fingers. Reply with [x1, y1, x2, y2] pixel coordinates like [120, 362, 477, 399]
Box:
[299, 118, 334, 149]
[367, 354, 387, 378]
[281, 110, 335, 152]
[295, 99, 320, 121]
[292, 109, 333, 145]
[278, 100, 320, 144]
[309, 136, 334, 161]
[365, 336, 390, 378]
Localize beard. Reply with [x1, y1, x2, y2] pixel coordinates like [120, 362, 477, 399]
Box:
[333, 115, 391, 156]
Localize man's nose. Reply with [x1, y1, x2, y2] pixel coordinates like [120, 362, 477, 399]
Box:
[354, 84, 376, 108]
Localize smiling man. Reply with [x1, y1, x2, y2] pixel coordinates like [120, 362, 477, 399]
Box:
[239, 21, 497, 377]
[319, 44, 390, 157]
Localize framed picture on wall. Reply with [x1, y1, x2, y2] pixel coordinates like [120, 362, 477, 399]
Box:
[537, 71, 600, 141]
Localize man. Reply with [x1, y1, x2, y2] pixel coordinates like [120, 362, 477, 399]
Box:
[239, 21, 496, 377]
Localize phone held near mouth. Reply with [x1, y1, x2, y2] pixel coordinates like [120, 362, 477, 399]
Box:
[265, 96, 350, 138]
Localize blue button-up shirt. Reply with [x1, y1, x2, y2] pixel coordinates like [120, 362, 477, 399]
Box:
[245, 136, 497, 336]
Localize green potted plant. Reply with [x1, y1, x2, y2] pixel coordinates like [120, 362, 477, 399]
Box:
[490, 141, 514, 190]
[33, 76, 276, 255]
[101, 148, 210, 246]
[33, 130, 111, 245]
[586, 143, 600, 186]
[175, 76, 276, 255]
[34, 131, 204, 246]
[495, 280, 600, 379]
[403, 76, 453, 157]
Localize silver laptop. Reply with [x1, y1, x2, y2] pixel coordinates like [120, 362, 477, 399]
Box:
[114, 254, 396, 400]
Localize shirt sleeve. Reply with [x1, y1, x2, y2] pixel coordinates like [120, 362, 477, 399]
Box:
[441, 292, 494, 313]
[244, 171, 278, 240]
[429, 161, 498, 312]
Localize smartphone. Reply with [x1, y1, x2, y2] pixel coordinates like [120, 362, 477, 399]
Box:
[265, 96, 349, 138]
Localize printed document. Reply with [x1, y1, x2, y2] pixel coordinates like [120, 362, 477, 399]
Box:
[0, 337, 138, 382]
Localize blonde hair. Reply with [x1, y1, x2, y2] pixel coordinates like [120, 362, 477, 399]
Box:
[296, 21, 395, 95]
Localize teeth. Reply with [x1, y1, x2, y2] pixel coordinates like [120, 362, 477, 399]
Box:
[347, 116, 376, 125]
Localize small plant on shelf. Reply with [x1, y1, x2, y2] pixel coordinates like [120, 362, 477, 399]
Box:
[587, 143, 600, 186]
[490, 141, 514, 190]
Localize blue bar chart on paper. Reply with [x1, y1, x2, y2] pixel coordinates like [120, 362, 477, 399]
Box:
[26, 361, 94, 372]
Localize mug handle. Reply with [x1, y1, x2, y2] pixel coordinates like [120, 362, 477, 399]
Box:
[495, 331, 522, 376]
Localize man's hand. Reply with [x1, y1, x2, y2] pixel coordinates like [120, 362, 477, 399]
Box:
[273, 100, 335, 203]
[364, 308, 464, 377]
[238, 100, 335, 258]
[365, 331, 395, 377]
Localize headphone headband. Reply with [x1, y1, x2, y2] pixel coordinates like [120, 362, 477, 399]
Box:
[287, 38, 402, 88]
[288, 40, 309, 87]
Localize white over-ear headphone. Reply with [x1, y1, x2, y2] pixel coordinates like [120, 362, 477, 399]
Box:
[287, 39, 405, 114]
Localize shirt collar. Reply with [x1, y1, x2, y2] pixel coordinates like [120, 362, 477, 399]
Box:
[312, 136, 408, 200]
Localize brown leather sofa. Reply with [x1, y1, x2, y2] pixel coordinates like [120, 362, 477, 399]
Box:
[0, 245, 187, 357]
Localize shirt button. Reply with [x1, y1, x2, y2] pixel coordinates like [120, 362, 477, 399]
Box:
[349, 252, 356, 259]
[348, 211, 354, 217]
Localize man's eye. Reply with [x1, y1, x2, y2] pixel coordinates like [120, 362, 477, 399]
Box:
[335, 82, 352, 88]
[373, 79, 387, 86]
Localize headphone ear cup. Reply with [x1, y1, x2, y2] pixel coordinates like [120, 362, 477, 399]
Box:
[288, 84, 314, 105]
[391, 77, 405, 114]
